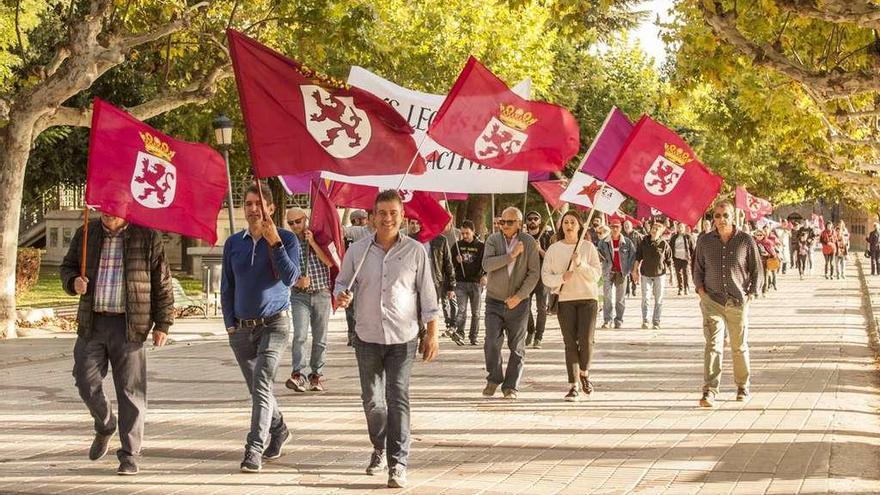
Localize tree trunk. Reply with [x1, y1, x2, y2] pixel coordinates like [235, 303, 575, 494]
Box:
[0, 121, 37, 339]
[464, 195, 490, 238]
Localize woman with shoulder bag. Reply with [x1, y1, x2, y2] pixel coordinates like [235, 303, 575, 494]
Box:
[541, 211, 602, 402]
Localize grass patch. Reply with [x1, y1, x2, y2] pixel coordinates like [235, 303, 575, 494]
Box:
[17, 268, 204, 309]
[16, 268, 78, 309]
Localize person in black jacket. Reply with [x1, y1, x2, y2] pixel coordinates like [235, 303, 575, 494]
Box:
[60, 213, 174, 476]
[409, 219, 457, 336]
[868, 222, 880, 275]
[669, 222, 696, 295]
[524, 211, 553, 349]
[452, 220, 486, 345]
[632, 222, 673, 329]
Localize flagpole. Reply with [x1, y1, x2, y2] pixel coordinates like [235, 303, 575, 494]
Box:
[522, 190, 528, 217]
[443, 191, 466, 280]
[491, 193, 496, 234]
[80, 206, 89, 278]
[395, 134, 429, 192]
[544, 203, 555, 231]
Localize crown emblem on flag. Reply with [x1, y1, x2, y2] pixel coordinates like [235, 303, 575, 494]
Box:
[139, 132, 176, 162]
[663, 143, 690, 166]
[498, 104, 537, 131]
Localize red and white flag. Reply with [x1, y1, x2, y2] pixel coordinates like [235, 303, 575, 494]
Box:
[559, 172, 626, 214]
[427, 56, 580, 172]
[530, 180, 568, 211]
[735, 186, 773, 221]
[86, 98, 228, 244]
[227, 29, 425, 178]
[328, 182, 451, 243]
[605, 115, 723, 226]
[309, 180, 345, 310]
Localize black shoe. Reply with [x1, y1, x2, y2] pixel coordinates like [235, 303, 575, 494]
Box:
[564, 386, 580, 402]
[450, 333, 466, 346]
[469, 339, 479, 346]
[525, 334, 533, 346]
[263, 428, 291, 459]
[117, 457, 138, 476]
[366, 449, 387, 475]
[613, 321, 622, 329]
[240, 449, 262, 473]
[579, 375, 593, 395]
[532, 339, 542, 349]
[89, 428, 115, 461]
[736, 388, 751, 401]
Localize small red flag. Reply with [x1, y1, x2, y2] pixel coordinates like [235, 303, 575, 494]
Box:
[735, 186, 773, 221]
[530, 180, 567, 211]
[86, 98, 228, 244]
[227, 29, 426, 178]
[310, 180, 346, 310]
[605, 115, 723, 226]
[427, 56, 580, 172]
[328, 182, 451, 243]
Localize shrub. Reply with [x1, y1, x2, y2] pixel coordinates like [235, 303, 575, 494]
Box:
[16, 248, 42, 295]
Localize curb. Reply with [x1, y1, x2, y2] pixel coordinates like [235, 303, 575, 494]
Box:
[853, 254, 880, 356]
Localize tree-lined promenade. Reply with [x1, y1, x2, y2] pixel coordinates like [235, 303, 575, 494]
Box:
[0, 255, 878, 493]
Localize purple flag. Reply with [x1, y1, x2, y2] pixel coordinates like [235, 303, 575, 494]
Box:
[528, 171, 551, 182]
[280, 172, 322, 194]
[580, 107, 634, 180]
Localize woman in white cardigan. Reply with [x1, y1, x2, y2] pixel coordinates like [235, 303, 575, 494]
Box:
[542, 210, 602, 401]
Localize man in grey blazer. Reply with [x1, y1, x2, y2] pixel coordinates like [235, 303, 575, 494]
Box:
[481, 207, 541, 399]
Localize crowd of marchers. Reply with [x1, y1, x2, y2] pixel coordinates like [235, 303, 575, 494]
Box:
[60, 188, 873, 488]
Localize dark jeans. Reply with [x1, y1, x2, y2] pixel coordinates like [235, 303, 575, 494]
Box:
[557, 299, 598, 384]
[673, 258, 690, 292]
[484, 297, 529, 392]
[73, 314, 145, 460]
[526, 281, 547, 341]
[346, 302, 357, 345]
[872, 251, 880, 275]
[228, 316, 290, 455]
[353, 335, 418, 468]
[823, 253, 835, 277]
[797, 254, 808, 276]
[625, 273, 638, 297]
[454, 282, 483, 341]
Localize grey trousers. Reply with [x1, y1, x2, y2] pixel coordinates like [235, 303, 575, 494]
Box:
[483, 297, 529, 392]
[72, 314, 146, 460]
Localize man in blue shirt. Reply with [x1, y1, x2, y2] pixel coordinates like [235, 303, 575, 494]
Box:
[335, 189, 440, 489]
[221, 182, 300, 473]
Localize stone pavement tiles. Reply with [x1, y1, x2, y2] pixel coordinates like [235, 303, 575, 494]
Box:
[0, 255, 878, 494]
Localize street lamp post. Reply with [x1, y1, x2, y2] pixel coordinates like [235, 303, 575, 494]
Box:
[213, 114, 236, 237]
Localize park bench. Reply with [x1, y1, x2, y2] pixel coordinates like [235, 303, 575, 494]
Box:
[172, 278, 206, 318]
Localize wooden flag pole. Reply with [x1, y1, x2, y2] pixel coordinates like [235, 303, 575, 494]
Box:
[80, 206, 89, 278]
[556, 183, 607, 294]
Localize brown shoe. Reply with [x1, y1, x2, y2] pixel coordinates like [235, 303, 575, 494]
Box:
[699, 391, 716, 408]
[482, 382, 498, 397]
[285, 372, 307, 392]
[308, 374, 324, 392]
[579, 375, 593, 395]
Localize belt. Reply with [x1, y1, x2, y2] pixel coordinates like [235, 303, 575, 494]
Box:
[236, 310, 289, 328]
[94, 311, 125, 317]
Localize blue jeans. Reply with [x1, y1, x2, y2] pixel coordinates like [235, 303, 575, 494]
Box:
[290, 290, 331, 376]
[353, 335, 418, 468]
[228, 315, 290, 455]
[641, 275, 664, 325]
[454, 282, 483, 341]
[483, 297, 529, 392]
[602, 273, 626, 324]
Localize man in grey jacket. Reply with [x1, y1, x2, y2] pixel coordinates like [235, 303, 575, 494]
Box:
[481, 206, 541, 399]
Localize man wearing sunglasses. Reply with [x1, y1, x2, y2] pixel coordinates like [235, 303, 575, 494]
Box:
[481, 207, 541, 399]
[284, 208, 335, 394]
[693, 199, 762, 408]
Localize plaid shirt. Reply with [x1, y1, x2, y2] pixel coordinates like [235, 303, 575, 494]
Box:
[93, 227, 126, 313]
[295, 241, 331, 293]
[693, 227, 763, 306]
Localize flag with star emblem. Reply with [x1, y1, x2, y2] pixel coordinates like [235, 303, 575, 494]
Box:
[559, 171, 625, 214]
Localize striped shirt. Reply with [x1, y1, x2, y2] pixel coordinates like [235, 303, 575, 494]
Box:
[94, 227, 126, 313]
[693, 227, 763, 306]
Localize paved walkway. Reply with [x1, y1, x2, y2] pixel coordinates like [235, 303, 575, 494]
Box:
[1, 255, 878, 494]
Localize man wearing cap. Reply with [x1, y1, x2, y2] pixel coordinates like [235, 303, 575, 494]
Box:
[221, 182, 301, 473]
[632, 221, 673, 329]
[523, 210, 553, 349]
[597, 216, 636, 329]
[284, 207, 335, 393]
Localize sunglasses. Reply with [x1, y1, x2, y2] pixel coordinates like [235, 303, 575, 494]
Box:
[287, 218, 305, 226]
[499, 219, 519, 226]
[713, 213, 731, 219]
